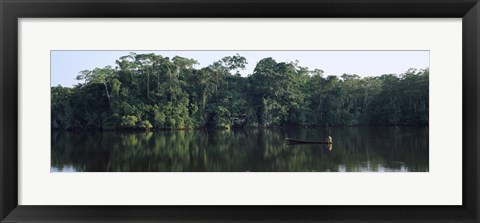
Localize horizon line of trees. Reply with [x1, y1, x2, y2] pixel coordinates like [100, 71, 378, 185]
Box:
[51, 53, 429, 131]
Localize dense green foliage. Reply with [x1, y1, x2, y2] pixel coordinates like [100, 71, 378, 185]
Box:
[51, 53, 429, 130]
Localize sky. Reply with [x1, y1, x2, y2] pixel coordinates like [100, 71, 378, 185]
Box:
[51, 51, 429, 87]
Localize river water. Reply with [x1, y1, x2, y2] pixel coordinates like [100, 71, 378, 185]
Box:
[51, 127, 428, 172]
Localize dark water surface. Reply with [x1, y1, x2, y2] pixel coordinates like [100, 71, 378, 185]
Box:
[51, 127, 429, 172]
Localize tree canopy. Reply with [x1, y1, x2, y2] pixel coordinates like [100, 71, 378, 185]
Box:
[51, 53, 429, 130]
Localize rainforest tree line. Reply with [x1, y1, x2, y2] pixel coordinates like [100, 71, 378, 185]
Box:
[51, 53, 429, 130]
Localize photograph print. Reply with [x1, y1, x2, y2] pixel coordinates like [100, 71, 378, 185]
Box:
[51, 50, 429, 172]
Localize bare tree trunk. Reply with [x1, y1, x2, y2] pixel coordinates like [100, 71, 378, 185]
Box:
[316, 97, 323, 121]
[103, 82, 110, 102]
[147, 72, 150, 100]
[363, 92, 369, 112]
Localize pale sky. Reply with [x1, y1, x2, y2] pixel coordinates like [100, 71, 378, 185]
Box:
[51, 51, 429, 87]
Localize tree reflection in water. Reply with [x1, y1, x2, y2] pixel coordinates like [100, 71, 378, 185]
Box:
[51, 127, 429, 172]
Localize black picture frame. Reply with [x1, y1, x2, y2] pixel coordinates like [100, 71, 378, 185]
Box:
[1, 0, 479, 222]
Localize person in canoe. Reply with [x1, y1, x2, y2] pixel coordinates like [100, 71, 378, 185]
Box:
[325, 136, 332, 144]
[285, 136, 333, 144]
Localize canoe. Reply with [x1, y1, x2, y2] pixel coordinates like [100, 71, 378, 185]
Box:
[285, 138, 332, 144]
